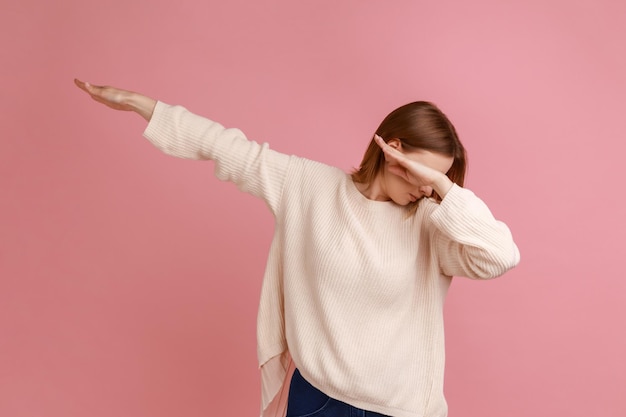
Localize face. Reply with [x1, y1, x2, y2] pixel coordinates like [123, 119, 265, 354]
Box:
[378, 143, 454, 206]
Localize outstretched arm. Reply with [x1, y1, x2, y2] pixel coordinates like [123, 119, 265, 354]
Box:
[74, 79, 157, 121]
[74, 78, 291, 215]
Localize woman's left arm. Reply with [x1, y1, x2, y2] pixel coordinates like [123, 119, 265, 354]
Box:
[374, 134, 519, 278]
[429, 184, 520, 279]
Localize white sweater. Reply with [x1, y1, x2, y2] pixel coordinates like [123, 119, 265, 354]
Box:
[143, 102, 520, 417]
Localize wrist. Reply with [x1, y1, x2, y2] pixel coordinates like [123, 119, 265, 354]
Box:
[432, 174, 454, 199]
[127, 93, 157, 121]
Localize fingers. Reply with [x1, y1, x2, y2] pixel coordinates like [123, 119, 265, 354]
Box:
[74, 78, 128, 110]
[374, 134, 400, 157]
[74, 78, 89, 93]
[373, 135, 412, 181]
[374, 134, 410, 167]
[74, 78, 100, 97]
[75, 78, 110, 96]
[374, 134, 392, 156]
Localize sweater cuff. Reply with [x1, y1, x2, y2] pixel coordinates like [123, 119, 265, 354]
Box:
[142, 100, 170, 145]
[429, 184, 495, 237]
[141, 101, 224, 160]
[436, 183, 472, 213]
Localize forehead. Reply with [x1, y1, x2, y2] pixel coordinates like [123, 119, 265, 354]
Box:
[404, 150, 454, 174]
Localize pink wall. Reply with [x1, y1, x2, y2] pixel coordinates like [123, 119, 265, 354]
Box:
[1, 0, 624, 416]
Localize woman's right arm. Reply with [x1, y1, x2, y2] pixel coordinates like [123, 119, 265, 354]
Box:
[74, 79, 292, 215]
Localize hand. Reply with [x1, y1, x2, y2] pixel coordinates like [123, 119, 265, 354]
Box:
[74, 79, 157, 121]
[374, 134, 455, 198]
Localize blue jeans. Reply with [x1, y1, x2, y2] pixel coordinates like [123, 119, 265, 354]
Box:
[286, 369, 391, 417]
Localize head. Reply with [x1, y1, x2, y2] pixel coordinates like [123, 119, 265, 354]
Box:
[351, 101, 467, 209]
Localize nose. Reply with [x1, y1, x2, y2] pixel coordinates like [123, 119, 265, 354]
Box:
[419, 186, 433, 197]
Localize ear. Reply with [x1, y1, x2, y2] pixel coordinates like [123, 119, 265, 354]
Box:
[382, 138, 403, 163]
[386, 138, 403, 151]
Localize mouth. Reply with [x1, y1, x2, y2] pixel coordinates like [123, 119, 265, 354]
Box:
[409, 193, 418, 202]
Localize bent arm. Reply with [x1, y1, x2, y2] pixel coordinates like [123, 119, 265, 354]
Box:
[429, 184, 520, 279]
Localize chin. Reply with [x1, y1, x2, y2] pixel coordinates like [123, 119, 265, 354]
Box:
[391, 198, 411, 206]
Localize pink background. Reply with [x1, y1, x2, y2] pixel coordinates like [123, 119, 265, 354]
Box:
[1, 0, 624, 416]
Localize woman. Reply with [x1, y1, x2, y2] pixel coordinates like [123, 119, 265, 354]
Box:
[74, 79, 520, 417]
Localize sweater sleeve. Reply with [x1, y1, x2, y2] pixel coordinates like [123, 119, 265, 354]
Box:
[142, 101, 291, 215]
[428, 184, 520, 279]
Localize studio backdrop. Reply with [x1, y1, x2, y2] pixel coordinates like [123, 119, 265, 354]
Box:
[1, 1, 624, 416]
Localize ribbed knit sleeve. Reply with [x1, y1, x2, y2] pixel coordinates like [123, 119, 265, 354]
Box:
[429, 184, 520, 279]
[142, 101, 291, 215]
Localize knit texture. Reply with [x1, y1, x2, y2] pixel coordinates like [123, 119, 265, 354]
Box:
[143, 102, 520, 417]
